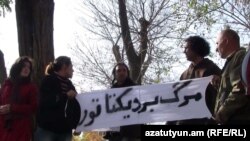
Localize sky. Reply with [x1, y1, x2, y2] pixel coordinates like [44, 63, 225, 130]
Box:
[0, 0, 82, 77]
[2, 0, 241, 92]
[0, 0, 106, 92]
[0, 0, 224, 92]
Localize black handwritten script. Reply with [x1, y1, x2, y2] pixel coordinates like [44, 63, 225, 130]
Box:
[77, 79, 206, 128]
[160, 80, 202, 107]
[104, 80, 203, 115]
[78, 98, 101, 127]
[105, 88, 133, 113]
[138, 96, 159, 113]
[105, 88, 137, 119]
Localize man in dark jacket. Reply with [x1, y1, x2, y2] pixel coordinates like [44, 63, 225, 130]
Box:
[167, 36, 221, 125]
[104, 62, 140, 141]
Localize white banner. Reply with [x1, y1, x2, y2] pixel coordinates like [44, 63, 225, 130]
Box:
[75, 76, 212, 132]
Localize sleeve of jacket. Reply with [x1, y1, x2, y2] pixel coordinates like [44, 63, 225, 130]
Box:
[39, 76, 65, 110]
[11, 84, 38, 115]
[216, 50, 248, 123]
[205, 63, 221, 76]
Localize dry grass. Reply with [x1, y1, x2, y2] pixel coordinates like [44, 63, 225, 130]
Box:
[72, 131, 105, 141]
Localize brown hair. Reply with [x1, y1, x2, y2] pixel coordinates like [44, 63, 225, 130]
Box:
[45, 56, 72, 75]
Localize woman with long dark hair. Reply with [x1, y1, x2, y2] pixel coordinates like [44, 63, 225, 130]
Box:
[105, 62, 141, 141]
[0, 56, 38, 141]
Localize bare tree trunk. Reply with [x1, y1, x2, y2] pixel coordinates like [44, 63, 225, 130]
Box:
[118, 0, 141, 84]
[15, 0, 55, 86]
[118, 0, 150, 84]
[0, 50, 7, 86]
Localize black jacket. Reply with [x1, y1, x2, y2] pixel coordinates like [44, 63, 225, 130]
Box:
[36, 73, 80, 133]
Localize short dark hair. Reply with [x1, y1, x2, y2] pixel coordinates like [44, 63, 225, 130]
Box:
[222, 29, 240, 45]
[185, 36, 210, 57]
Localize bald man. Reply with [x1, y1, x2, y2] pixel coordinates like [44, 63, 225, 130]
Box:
[213, 29, 250, 124]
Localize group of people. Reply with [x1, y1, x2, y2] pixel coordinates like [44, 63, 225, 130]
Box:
[167, 28, 250, 125]
[0, 28, 250, 141]
[0, 56, 81, 141]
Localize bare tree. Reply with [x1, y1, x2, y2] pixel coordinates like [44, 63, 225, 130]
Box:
[71, 40, 114, 91]
[216, 0, 250, 39]
[15, 0, 55, 86]
[185, 0, 250, 41]
[74, 0, 203, 88]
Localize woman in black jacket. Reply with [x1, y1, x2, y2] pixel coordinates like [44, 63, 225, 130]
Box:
[35, 56, 80, 141]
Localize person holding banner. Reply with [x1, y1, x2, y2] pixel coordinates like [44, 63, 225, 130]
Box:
[104, 62, 140, 141]
[35, 56, 80, 141]
[213, 28, 250, 124]
[0, 56, 38, 141]
[167, 36, 221, 125]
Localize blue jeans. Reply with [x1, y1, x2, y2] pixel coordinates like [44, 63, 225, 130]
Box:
[34, 127, 72, 141]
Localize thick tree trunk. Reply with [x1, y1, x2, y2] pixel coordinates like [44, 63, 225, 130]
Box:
[15, 0, 55, 86]
[0, 50, 7, 86]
